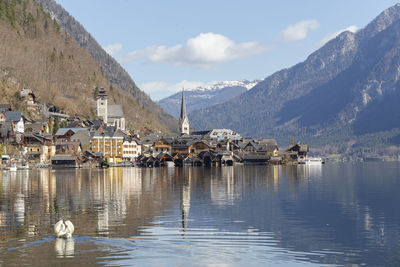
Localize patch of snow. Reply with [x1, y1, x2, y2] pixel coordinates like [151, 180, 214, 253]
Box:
[186, 79, 261, 92]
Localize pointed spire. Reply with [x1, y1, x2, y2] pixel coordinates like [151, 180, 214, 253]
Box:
[179, 85, 190, 135]
[180, 86, 187, 121]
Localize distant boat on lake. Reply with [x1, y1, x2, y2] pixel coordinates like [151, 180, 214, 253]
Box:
[305, 157, 324, 165]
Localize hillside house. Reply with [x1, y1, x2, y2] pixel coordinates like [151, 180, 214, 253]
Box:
[55, 128, 88, 141]
[2, 111, 25, 133]
[0, 104, 11, 112]
[140, 133, 161, 155]
[20, 89, 37, 108]
[25, 120, 50, 134]
[188, 141, 210, 156]
[55, 141, 82, 155]
[153, 138, 172, 156]
[70, 129, 91, 152]
[0, 122, 11, 143]
[23, 133, 55, 163]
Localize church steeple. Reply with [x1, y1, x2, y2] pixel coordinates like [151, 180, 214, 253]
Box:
[179, 87, 190, 135]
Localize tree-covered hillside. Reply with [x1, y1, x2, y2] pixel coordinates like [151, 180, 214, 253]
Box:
[0, 0, 176, 135]
[189, 4, 400, 158]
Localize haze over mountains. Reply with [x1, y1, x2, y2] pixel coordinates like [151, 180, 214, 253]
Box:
[158, 80, 260, 119]
[187, 3, 400, 154]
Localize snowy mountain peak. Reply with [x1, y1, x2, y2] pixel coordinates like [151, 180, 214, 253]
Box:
[187, 79, 261, 92]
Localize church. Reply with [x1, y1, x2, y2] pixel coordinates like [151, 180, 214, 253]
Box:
[179, 87, 190, 135]
[96, 88, 126, 130]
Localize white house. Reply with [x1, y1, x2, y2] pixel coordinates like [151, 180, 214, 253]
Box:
[4, 111, 25, 133]
[122, 138, 141, 161]
[208, 129, 242, 142]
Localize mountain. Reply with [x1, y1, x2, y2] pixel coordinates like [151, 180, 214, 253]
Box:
[189, 4, 400, 156]
[34, 0, 177, 133]
[158, 80, 260, 119]
[0, 0, 113, 116]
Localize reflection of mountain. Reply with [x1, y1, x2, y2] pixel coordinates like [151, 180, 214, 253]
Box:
[210, 167, 240, 206]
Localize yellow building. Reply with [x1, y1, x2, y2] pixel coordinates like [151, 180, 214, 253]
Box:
[90, 130, 124, 163]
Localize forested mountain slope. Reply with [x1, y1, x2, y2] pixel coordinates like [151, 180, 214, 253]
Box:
[35, 0, 177, 133]
[0, 0, 176, 135]
[189, 4, 400, 156]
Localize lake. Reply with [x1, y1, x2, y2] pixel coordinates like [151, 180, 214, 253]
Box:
[0, 163, 399, 266]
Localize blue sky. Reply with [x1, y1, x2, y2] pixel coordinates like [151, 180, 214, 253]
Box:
[55, 0, 399, 100]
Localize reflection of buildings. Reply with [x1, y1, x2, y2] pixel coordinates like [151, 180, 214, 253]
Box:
[92, 168, 142, 233]
[266, 165, 280, 192]
[210, 167, 240, 206]
[0, 167, 147, 240]
[181, 168, 192, 231]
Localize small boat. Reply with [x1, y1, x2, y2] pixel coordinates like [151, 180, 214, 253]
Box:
[9, 165, 17, 171]
[17, 164, 30, 170]
[305, 157, 324, 165]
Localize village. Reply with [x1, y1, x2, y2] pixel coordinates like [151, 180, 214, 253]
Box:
[0, 87, 310, 169]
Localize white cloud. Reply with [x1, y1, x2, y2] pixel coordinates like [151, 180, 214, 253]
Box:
[140, 80, 216, 100]
[121, 33, 272, 68]
[319, 25, 359, 47]
[103, 43, 123, 56]
[280, 20, 320, 42]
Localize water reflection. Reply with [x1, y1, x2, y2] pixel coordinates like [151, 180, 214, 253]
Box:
[180, 168, 191, 232]
[55, 238, 75, 258]
[0, 163, 399, 266]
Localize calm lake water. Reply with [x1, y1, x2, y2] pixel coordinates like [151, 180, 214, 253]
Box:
[0, 163, 399, 266]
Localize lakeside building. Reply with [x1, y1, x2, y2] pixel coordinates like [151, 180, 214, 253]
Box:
[122, 137, 141, 161]
[90, 129, 124, 163]
[0, 83, 311, 168]
[23, 133, 55, 163]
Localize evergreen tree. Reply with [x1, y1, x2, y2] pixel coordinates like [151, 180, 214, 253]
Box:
[53, 117, 59, 135]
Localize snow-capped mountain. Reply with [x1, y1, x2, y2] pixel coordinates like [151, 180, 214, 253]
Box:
[158, 80, 261, 119]
[186, 80, 260, 92]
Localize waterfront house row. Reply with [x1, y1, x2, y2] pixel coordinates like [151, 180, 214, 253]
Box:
[90, 129, 141, 163]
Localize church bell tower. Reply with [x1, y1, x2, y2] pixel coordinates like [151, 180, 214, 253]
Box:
[96, 88, 108, 124]
[179, 87, 190, 135]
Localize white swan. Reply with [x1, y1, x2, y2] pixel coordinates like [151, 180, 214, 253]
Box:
[54, 219, 74, 238]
